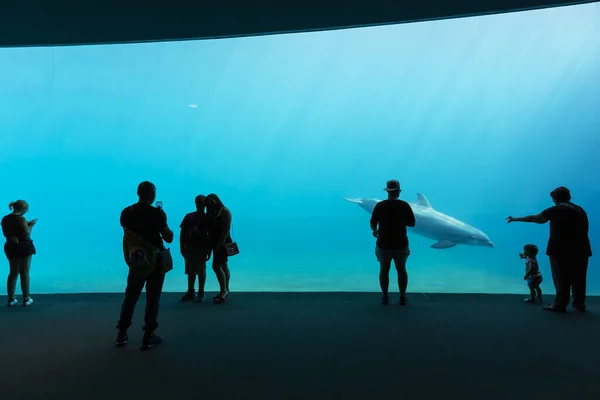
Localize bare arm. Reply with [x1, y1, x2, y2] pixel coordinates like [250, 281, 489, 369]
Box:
[406, 204, 416, 227]
[508, 214, 549, 224]
[18, 216, 33, 238]
[370, 205, 380, 234]
[157, 209, 174, 243]
[179, 228, 186, 253]
[161, 225, 174, 244]
[215, 209, 232, 247]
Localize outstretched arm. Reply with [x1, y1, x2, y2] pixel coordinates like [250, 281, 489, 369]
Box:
[507, 214, 548, 224]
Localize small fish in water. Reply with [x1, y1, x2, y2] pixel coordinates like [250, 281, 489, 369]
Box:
[188, 104, 198, 108]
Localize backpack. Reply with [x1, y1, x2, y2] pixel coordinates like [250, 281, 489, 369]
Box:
[123, 228, 159, 278]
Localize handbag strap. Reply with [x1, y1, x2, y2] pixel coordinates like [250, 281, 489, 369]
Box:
[216, 207, 234, 241]
[227, 208, 234, 241]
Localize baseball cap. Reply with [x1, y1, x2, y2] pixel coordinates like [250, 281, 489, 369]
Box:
[383, 180, 401, 192]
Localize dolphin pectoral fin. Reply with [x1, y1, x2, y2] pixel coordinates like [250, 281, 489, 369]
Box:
[342, 197, 362, 204]
[431, 240, 456, 249]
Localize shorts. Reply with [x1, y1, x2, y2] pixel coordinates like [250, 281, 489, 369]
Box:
[184, 257, 206, 275]
[4, 240, 36, 260]
[527, 276, 543, 288]
[375, 246, 410, 267]
[183, 247, 209, 275]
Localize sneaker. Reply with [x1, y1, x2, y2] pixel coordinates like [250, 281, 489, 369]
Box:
[141, 332, 163, 351]
[400, 296, 408, 306]
[23, 297, 33, 306]
[196, 293, 205, 303]
[116, 331, 129, 347]
[180, 291, 195, 302]
[572, 304, 586, 313]
[543, 304, 567, 313]
[7, 298, 17, 307]
[381, 295, 389, 305]
[524, 297, 535, 303]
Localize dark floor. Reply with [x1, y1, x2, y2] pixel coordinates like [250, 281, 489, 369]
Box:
[1, 291, 599, 399]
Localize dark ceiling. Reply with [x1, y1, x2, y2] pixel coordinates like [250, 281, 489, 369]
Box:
[0, 0, 596, 47]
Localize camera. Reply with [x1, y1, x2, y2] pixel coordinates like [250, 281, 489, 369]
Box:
[155, 201, 163, 209]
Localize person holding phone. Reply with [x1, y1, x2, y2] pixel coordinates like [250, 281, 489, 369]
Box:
[116, 181, 174, 350]
[1, 200, 37, 306]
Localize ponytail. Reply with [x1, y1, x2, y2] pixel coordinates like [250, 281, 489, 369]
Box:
[8, 200, 28, 213]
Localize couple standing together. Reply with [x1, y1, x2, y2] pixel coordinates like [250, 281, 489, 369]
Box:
[179, 194, 233, 304]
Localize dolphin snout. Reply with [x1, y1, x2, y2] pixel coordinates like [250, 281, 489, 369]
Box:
[485, 241, 495, 248]
[342, 197, 362, 204]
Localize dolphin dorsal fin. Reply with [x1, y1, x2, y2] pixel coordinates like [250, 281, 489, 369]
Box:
[416, 193, 432, 208]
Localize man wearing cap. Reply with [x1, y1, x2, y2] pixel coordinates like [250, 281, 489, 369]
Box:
[507, 186, 592, 313]
[370, 180, 416, 305]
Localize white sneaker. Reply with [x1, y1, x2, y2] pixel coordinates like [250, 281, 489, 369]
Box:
[7, 298, 17, 307]
[23, 297, 33, 306]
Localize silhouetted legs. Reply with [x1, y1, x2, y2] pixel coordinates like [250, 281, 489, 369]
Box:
[224, 263, 230, 293]
[571, 257, 589, 310]
[379, 259, 392, 301]
[549, 256, 589, 311]
[376, 247, 410, 305]
[212, 262, 229, 298]
[183, 256, 207, 301]
[395, 256, 409, 299]
[117, 265, 166, 334]
[526, 276, 543, 303]
[212, 247, 230, 302]
[7, 259, 18, 301]
[7, 256, 32, 303]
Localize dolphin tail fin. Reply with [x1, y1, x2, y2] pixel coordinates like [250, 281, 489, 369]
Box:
[342, 197, 362, 204]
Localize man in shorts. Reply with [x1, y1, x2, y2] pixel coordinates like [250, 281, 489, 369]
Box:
[180, 195, 211, 302]
[370, 180, 416, 305]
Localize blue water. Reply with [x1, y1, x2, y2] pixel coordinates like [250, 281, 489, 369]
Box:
[1, 3, 599, 295]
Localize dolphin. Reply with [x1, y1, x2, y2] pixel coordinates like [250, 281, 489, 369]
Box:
[343, 193, 494, 249]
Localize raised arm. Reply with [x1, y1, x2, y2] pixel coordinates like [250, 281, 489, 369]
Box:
[158, 210, 174, 244]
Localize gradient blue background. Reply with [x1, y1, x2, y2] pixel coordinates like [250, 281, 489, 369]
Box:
[0, 3, 599, 295]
